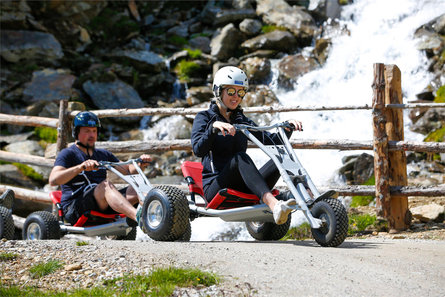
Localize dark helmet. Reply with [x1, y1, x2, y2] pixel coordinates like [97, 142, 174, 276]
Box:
[72, 111, 101, 140]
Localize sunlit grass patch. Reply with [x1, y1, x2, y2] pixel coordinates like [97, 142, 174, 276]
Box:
[29, 259, 63, 279]
[0, 252, 19, 261]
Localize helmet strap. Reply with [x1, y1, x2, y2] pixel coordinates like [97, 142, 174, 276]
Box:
[76, 140, 94, 158]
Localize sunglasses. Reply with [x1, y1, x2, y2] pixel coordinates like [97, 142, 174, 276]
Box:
[226, 87, 246, 98]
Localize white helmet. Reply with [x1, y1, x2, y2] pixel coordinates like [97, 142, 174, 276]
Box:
[212, 66, 249, 98]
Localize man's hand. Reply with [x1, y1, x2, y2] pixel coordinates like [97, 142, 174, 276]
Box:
[81, 159, 100, 171]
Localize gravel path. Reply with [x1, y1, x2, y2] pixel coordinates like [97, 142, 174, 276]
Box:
[1, 236, 444, 296]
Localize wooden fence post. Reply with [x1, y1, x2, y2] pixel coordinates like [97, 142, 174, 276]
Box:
[384, 65, 410, 230]
[372, 63, 391, 220]
[56, 100, 69, 156]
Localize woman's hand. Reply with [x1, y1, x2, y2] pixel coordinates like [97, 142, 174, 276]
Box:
[212, 121, 236, 136]
[286, 119, 303, 132]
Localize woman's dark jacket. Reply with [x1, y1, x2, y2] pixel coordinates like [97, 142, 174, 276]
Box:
[191, 102, 292, 196]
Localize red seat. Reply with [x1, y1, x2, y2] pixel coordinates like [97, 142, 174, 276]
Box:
[181, 161, 265, 210]
[49, 190, 125, 227]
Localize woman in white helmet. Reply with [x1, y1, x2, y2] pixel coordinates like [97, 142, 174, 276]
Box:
[191, 66, 303, 225]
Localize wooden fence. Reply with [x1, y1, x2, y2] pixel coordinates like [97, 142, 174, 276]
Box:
[1, 63, 444, 231]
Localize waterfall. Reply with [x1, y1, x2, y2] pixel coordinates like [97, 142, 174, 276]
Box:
[141, 0, 444, 241]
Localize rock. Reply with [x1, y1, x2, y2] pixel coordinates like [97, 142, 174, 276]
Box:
[109, 50, 166, 73]
[410, 204, 445, 223]
[22, 69, 76, 102]
[0, 30, 63, 63]
[82, 79, 145, 110]
[241, 30, 298, 52]
[210, 23, 244, 61]
[0, 164, 40, 189]
[240, 57, 272, 85]
[186, 86, 213, 106]
[308, 0, 342, 21]
[239, 19, 262, 36]
[410, 108, 445, 135]
[276, 54, 319, 89]
[65, 263, 83, 271]
[189, 36, 211, 54]
[338, 153, 374, 185]
[256, 0, 318, 45]
[26, 101, 59, 118]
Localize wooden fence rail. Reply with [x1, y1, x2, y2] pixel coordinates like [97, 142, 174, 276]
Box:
[0, 63, 444, 231]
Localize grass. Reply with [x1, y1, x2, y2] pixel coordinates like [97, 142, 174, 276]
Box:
[282, 222, 312, 240]
[1, 267, 219, 297]
[261, 25, 287, 34]
[350, 176, 375, 207]
[174, 60, 201, 81]
[434, 85, 445, 103]
[348, 213, 377, 235]
[76, 241, 89, 246]
[185, 48, 202, 59]
[34, 127, 58, 143]
[0, 252, 19, 261]
[29, 259, 63, 279]
[13, 162, 44, 183]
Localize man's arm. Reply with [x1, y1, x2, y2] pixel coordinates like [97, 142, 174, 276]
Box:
[49, 159, 99, 186]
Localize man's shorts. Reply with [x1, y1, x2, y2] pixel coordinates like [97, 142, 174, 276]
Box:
[64, 186, 128, 225]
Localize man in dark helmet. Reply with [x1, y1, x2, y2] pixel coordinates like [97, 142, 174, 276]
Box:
[49, 111, 151, 227]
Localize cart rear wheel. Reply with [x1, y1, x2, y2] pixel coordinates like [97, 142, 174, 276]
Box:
[310, 198, 348, 247]
[246, 214, 291, 240]
[0, 206, 14, 240]
[23, 211, 61, 240]
[141, 185, 190, 241]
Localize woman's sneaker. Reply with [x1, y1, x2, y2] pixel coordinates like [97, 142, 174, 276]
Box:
[273, 199, 297, 225]
[0, 189, 15, 209]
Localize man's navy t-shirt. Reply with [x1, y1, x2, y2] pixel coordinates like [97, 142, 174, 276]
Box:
[54, 144, 119, 209]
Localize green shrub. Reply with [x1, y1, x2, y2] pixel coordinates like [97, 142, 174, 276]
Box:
[29, 259, 63, 279]
[175, 60, 201, 81]
[185, 48, 202, 59]
[34, 127, 58, 143]
[282, 222, 312, 240]
[168, 35, 188, 46]
[424, 125, 445, 142]
[348, 213, 376, 235]
[13, 163, 44, 183]
[261, 25, 287, 34]
[350, 176, 375, 207]
[434, 85, 445, 103]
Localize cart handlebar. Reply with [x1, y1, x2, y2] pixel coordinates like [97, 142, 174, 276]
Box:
[233, 121, 295, 131]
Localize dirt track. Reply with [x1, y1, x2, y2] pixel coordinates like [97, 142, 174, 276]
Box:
[2, 237, 444, 296]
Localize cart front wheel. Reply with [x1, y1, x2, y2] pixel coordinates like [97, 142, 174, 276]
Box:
[310, 198, 348, 247]
[141, 185, 190, 241]
[23, 211, 61, 240]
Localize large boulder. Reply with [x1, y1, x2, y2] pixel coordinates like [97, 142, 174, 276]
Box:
[241, 30, 298, 52]
[108, 50, 166, 73]
[240, 57, 272, 85]
[0, 30, 63, 63]
[210, 23, 244, 61]
[276, 54, 319, 89]
[256, 0, 318, 45]
[82, 79, 144, 110]
[22, 69, 76, 103]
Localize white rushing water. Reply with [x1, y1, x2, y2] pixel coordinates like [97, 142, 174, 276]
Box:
[142, 0, 444, 241]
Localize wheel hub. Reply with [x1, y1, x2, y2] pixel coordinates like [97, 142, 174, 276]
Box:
[147, 200, 163, 228]
[27, 222, 42, 240]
